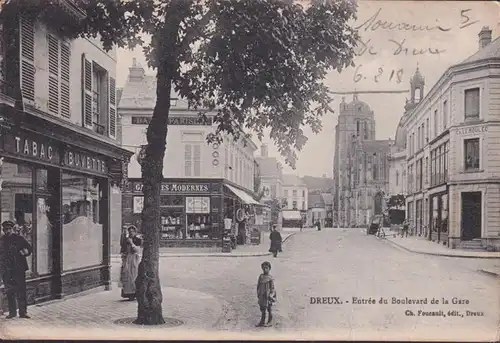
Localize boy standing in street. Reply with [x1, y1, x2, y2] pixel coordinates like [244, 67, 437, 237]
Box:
[256, 261, 276, 327]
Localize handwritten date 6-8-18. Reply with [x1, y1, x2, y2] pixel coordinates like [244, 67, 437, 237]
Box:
[353, 64, 404, 84]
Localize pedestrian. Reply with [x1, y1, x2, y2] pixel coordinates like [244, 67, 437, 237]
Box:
[256, 261, 276, 327]
[0, 220, 33, 319]
[268, 225, 282, 258]
[401, 220, 409, 238]
[119, 225, 142, 300]
[316, 220, 321, 231]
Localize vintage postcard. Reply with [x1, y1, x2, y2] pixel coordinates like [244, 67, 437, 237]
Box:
[0, 0, 498, 341]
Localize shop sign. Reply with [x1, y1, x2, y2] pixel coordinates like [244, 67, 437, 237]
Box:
[63, 149, 107, 174]
[456, 125, 487, 136]
[4, 134, 60, 165]
[132, 182, 210, 193]
[131, 116, 213, 126]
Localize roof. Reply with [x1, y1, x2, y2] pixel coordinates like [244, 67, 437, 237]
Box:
[282, 174, 306, 187]
[119, 75, 190, 110]
[308, 193, 325, 208]
[255, 157, 281, 177]
[301, 176, 333, 191]
[359, 140, 392, 153]
[461, 36, 500, 64]
[320, 193, 333, 206]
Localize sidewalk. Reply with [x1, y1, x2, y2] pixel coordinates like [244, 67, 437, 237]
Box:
[111, 232, 295, 260]
[383, 234, 500, 259]
[0, 283, 228, 340]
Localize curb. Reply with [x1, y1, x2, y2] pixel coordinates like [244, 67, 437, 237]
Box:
[478, 269, 500, 278]
[381, 237, 500, 259]
[110, 234, 297, 259]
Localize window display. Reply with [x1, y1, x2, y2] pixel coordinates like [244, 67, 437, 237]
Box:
[62, 173, 103, 271]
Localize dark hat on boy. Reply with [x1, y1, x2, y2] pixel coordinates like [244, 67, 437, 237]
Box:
[2, 220, 15, 230]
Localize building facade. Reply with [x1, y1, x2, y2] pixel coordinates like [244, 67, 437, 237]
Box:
[333, 95, 390, 227]
[0, 4, 131, 307]
[119, 61, 260, 248]
[401, 27, 500, 251]
[281, 174, 308, 226]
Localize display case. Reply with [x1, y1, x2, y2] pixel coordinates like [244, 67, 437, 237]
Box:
[161, 209, 184, 239]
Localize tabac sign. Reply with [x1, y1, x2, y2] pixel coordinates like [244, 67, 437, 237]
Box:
[3, 133, 61, 165]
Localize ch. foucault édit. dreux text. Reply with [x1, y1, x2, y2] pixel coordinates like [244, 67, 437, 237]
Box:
[310, 297, 471, 305]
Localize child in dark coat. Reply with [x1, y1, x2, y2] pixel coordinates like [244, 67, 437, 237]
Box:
[256, 261, 276, 327]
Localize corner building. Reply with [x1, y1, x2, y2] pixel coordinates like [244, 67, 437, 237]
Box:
[0, 3, 132, 307]
[400, 27, 500, 251]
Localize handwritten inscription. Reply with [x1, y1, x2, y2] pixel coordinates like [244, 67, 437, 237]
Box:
[356, 38, 446, 57]
[355, 8, 452, 32]
[353, 65, 404, 84]
[356, 8, 478, 33]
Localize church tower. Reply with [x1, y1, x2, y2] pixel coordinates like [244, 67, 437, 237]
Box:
[404, 66, 425, 113]
[333, 93, 376, 227]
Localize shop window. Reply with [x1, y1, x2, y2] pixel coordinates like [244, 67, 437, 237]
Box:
[292, 200, 297, 210]
[186, 197, 210, 239]
[464, 138, 480, 171]
[464, 88, 480, 120]
[0, 161, 34, 277]
[62, 173, 103, 271]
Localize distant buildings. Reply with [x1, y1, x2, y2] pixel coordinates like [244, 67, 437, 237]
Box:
[391, 27, 500, 251]
[281, 174, 308, 226]
[333, 95, 391, 227]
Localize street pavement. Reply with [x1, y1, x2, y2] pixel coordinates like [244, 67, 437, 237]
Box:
[1, 228, 498, 341]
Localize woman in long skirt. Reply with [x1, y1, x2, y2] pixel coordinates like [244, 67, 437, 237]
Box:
[120, 225, 142, 300]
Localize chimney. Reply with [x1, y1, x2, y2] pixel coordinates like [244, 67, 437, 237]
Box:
[261, 144, 268, 157]
[479, 26, 492, 49]
[128, 57, 145, 81]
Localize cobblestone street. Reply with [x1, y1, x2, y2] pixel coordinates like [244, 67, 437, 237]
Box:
[1, 228, 498, 340]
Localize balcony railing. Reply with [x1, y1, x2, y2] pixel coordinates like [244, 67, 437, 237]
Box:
[93, 122, 106, 136]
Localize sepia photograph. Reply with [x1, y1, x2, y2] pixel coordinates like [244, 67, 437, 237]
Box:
[0, 0, 498, 340]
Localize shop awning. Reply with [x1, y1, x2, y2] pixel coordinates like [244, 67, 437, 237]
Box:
[225, 184, 261, 206]
[282, 210, 302, 220]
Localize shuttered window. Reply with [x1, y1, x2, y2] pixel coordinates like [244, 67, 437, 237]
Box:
[20, 16, 35, 102]
[47, 34, 59, 115]
[193, 145, 201, 176]
[81, 54, 93, 129]
[60, 43, 70, 118]
[109, 76, 116, 138]
[184, 144, 192, 177]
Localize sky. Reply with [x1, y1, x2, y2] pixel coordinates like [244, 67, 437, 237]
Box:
[115, 0, 500, 178]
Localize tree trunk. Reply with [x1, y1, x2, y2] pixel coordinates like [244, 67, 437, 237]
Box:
[133, 1, 187, 324]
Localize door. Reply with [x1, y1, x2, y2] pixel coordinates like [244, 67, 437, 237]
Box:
[461, 192, 482, 240]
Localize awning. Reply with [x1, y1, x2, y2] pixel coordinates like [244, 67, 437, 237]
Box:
[225, 184, 261, 206]
[282, 210, 302, 220]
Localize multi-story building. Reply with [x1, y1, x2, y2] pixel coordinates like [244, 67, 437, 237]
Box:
[119, 60, 260, 248]
[333, 95, 391, 227]
[281, 174, 308, 225]
[400, 27, 500, 251]
[0, 3, 131, 306]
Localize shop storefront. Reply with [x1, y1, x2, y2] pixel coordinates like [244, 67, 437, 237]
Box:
[429, 188, 449, 245]
[122, 178, 262, 249]
[0, 112, 131, 306]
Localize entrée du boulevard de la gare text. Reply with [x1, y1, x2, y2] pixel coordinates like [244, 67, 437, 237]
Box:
[309, 296, 472, 305]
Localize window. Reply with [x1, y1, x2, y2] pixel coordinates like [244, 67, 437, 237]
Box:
[464, 138, 480, 170]
[426, 118, 429, 142]
[82, 55, 116, 138]
[302, 190, 305, 197]
[224, 145, 228, 178]
[464, 88, 480, 120]
[363, 122, 368, 140]
[417, 127, 421, 150]
[284, 190, 288, 197]
[292, 190, 297, 197]
[302, 201, 305, 210]
[292, 200, 298, 210]
[184, 144, 201, 177]
[47, 34, 71, 118]
[443, 100, 448, 128]
[425, 157, 428, 185]
[434, 109, 439, 137]
[356, 121, 360, 136]
[62, 173, 103, 271]
[395, 171, 399, 186]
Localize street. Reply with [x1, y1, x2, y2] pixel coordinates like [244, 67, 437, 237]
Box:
[108, 228, 499, 340]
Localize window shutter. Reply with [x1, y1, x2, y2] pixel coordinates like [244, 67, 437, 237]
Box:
[81, 54, 93, 129]
[47, 34, 59, 115]
[108, 76, 116, 138]
[60, 42, 70, 118]
[20, 16, 35, 102]
[184, 144, 192, 177]
[193, 144, 201, 176]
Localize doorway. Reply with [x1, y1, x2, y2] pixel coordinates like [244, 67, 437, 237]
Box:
[461, 192, 482, 241]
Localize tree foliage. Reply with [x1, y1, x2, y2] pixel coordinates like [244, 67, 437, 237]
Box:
[78, 0, 358, 168]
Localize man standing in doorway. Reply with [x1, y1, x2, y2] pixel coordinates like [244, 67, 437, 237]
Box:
[0, 220, 33, 319]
